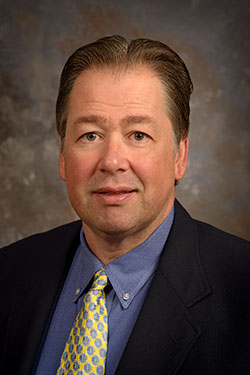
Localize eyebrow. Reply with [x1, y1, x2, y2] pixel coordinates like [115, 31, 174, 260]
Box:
[72, 115, 107, 127]
[120, 115, 154, 126]
[72, 114, 155, 128]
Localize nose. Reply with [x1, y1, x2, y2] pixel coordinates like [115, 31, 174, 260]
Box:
[98, 135, 129, 174]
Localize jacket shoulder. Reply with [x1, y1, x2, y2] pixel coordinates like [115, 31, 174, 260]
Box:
[173, 200, 250, 286]
[0, 221, 82, 318]
[194, 218, 250, 253]
[1, 220, 82, 254]
[0, 220, 82, 284]
[193, 219, 250, 287]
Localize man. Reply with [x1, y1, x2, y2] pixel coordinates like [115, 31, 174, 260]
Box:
[0, 35, 249, 375]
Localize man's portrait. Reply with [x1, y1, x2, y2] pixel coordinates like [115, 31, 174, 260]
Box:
[0, 2, 249, 375]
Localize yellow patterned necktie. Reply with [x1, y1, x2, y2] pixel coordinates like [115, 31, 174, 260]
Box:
[56, 268, 109, 375]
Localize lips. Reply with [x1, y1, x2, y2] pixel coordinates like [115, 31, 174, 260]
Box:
[95, 187, 136, 194]
[93, 187, 137, 204]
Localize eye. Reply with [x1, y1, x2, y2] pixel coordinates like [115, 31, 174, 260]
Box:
[82, 132, 100, 142]
[131, 132, 148, 141]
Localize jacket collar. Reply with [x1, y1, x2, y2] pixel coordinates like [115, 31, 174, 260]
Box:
[160, 199, 211, 308]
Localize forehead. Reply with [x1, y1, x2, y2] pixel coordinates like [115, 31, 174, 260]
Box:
[69, 65, 167, 111]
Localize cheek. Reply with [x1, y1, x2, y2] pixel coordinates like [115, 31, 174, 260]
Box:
[132, 150, 175, 190]
[64, 154, 94, 185]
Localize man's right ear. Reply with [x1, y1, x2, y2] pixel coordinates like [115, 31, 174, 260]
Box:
[59, 138, 66, 181]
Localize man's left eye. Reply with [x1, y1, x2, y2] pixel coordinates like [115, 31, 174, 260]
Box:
[132, 132, 147, 141]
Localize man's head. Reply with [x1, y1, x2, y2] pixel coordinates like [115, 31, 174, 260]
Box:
[56, 35, 193, 148]
[57, 35, 192, 256]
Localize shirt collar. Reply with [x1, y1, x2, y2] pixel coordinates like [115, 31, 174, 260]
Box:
[72, 236, 102, 303]
[75, 207, 174, 308]
[105, 207, 174, 308]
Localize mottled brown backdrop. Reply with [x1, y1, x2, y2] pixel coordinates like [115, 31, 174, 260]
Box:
[0, 0, 249, 246]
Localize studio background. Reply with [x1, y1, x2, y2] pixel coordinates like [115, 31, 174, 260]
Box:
[0, 0, 249, 247]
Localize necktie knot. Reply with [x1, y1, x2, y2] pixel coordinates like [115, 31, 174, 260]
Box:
[90, 268, 109, 292]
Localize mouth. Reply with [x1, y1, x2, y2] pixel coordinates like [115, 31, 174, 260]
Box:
[95, 186, 137, 194]
[93, 187, 137, 204]
[97, 189, 136, 195]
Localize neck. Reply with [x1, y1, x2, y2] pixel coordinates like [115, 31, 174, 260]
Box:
[82, 229, 145, 265]
[82, 210, 173, 265]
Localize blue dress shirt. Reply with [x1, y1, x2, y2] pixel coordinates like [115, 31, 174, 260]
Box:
[35, 208, 174, 375]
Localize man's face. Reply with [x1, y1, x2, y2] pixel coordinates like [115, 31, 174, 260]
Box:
[59, 66, 188, 242]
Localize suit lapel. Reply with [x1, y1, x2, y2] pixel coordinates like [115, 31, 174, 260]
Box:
[116, 270, 202, 375]
[116, 201, 211, 374]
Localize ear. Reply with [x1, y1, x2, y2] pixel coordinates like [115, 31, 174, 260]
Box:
[58, 138, 66, 181]
[174, 137, 189, 181]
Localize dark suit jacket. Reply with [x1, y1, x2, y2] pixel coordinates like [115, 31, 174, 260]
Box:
[1, 200, 250, 374]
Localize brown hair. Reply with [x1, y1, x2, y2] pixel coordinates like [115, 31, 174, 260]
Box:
[56, 35, 193, 145]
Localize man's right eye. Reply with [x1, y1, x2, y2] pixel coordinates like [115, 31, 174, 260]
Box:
[83, 132, 99, 141]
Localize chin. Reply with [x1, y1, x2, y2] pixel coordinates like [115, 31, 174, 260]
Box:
[82, 216, 137, 237]
[97, 222, 134, 237]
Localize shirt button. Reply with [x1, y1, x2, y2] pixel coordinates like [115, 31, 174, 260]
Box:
[75, 288, 81, 296]
[123, 293, 130, 301]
